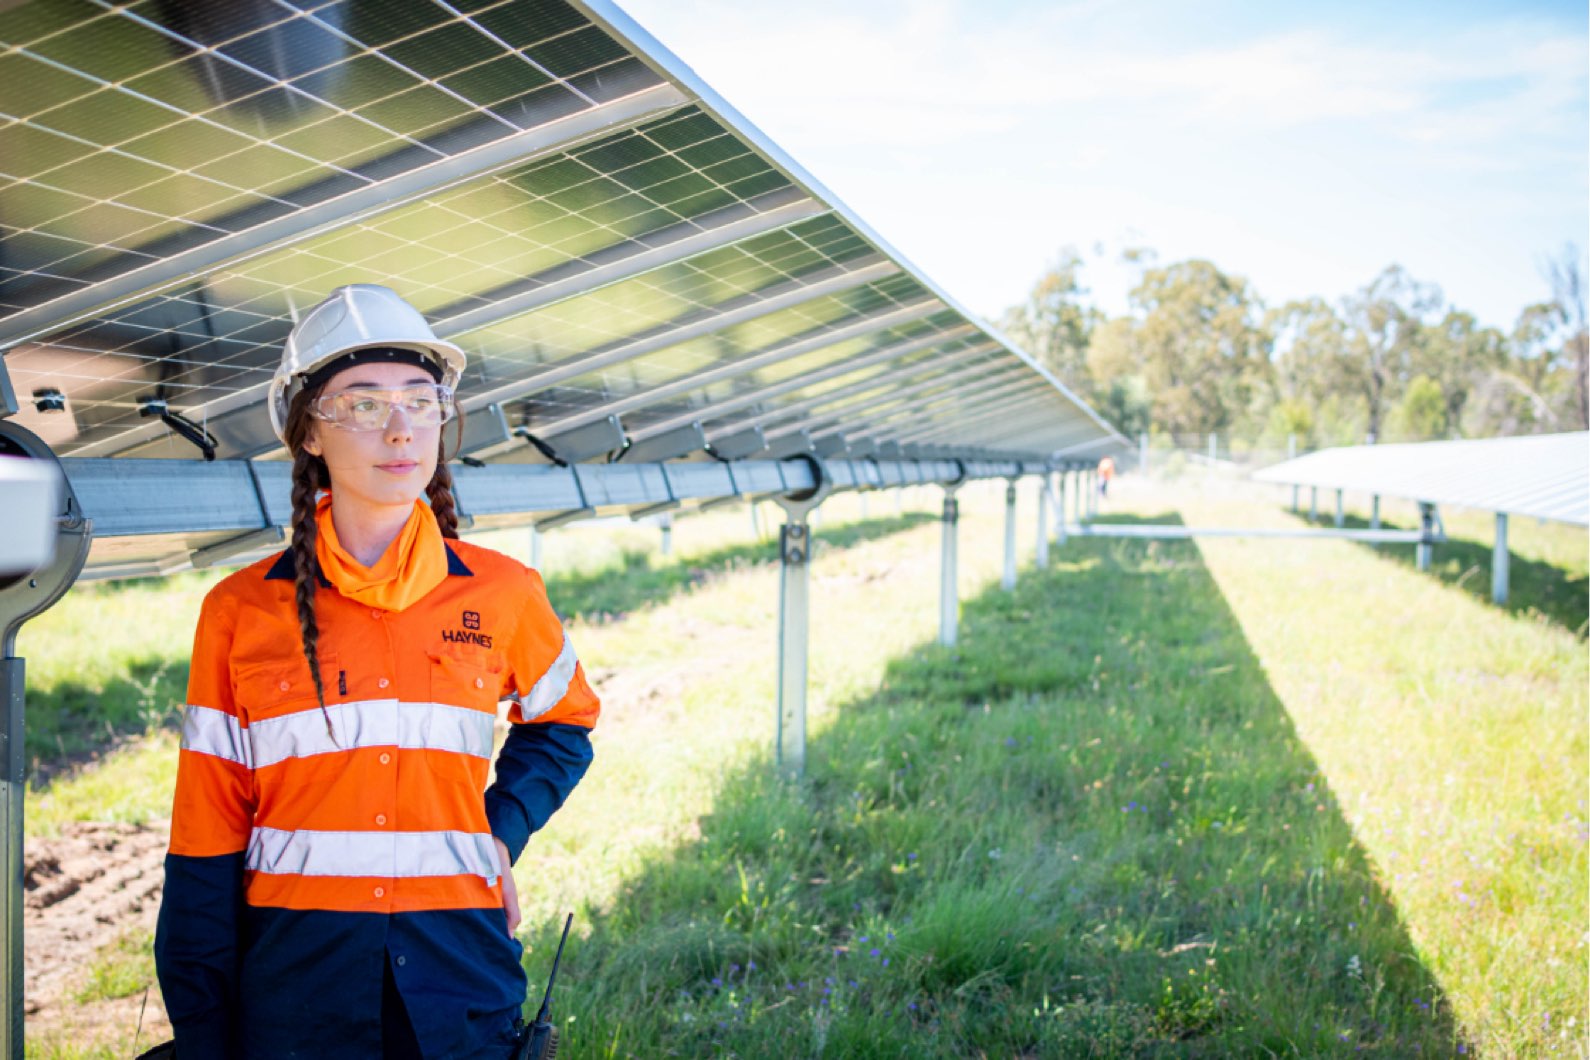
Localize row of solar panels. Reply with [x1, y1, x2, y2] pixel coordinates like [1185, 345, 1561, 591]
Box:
[0, 0, 1123, 577]
[1254, 433, 1590, 527]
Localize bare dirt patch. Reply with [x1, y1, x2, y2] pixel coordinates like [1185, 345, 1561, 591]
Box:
[24, 819, 172, 1049]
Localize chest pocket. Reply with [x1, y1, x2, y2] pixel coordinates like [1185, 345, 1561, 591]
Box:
[233, 653, 340, 723]
[428, 651, 501, 714]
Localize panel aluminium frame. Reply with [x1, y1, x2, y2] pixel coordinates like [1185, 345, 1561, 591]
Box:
[885, 385, 1063, 444]
[528, 305, 960, 442]
[0, 80, 692, 358]
[703, 330, 984, 424]
[690, 335, 981, 445]
[952, 398, 1099, 450]
[828, 367, 1039, 443]
[74, 254, 901, 462]
[764, 354, 1028, 434]
[887, 388, 1063, 447]
[571, 0, 1126, 457]
[429, 190, 829, 336]
[456, 258, 902, 418]
[727, 347, 1003, 436]
[763, 371, 1023, 454]
[921, 401, 1112, 454]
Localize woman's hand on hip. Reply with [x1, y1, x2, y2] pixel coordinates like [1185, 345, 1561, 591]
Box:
[494, 837, 520, 936]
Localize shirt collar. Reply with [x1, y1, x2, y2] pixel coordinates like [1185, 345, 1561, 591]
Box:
[265, 543, 473, 581]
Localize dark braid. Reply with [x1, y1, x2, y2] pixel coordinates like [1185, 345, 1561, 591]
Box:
[426, 407, 467, 539]
[284, 388, 337, 741]
[426, 454, 460, 540]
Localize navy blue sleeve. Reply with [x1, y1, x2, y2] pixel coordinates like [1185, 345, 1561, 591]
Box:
[484, 721, 593, 864]
[154, 851, 244, 1058]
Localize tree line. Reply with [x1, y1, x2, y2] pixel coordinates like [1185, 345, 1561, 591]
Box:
[997, 245, 1590, 450]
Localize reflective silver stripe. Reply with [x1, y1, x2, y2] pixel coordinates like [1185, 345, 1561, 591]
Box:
[515, 633, 578, 721]
[181, 705, 252, 768]
[246, 827, 499, 883]
[248, 699, 495, 769]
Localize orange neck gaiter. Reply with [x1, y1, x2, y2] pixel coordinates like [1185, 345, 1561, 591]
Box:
[315, 494, 447, 612]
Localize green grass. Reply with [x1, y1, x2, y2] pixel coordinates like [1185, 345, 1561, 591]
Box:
[72, 930, 156, 1005]
[18, 479, 1588, 1057]
[527, 519, 1481, 1057]
[1289, 490, 1588, 637]
[15, 569, 221, 775]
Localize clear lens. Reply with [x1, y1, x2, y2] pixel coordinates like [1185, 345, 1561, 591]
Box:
[311, 384, 454, 431]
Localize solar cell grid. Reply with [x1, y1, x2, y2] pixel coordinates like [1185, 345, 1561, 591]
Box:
[0, 0, 1122, 472]
[0, 0, 663, 315]
[6, 95, 884, 454]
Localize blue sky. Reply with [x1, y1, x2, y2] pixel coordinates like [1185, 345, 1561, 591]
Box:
[615, 0, 1589, 332]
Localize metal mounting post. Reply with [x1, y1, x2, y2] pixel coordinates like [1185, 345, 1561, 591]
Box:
[771, 457, 833, 777]
[1035, 476, 1050, 570]
[1056, 472, 1067, 546]
[1088, 469, 1099, 519]
[1072, 469, 1084, 526]
[1291, 485, 1299, 513]
[1416, 502, 1436, 571]
[938, 470, 965, 647]
[659, 513, 673, 558]
[529, 526, 543, 570]
[1492, 512, 1509, 604]
[1002, 480, 1019, 591]
[1, 422, 92, 1060]
[1309, 487, 1318, 523]
[1371, 496, 1381, 530]
[1335, 489, 1344, 529]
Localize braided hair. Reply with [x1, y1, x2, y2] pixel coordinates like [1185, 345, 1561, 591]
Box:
[281, 381, 467, 737]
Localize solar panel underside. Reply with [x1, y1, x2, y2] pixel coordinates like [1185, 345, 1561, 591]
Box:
[0, 0, 1118, 471]
[1252, 433, 1590, 528]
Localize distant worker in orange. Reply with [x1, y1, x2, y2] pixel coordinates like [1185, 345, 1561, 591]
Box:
[1097, 455, 1115, 499]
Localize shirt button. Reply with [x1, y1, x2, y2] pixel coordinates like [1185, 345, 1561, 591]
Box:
[375, 814, 387, 826]
[373, 887, 385, 898]
[378, 678, 390, 689]
[396, 956, 406, 967]
[278, 681, 290, 692]
[379, 753, 391, 765]
[370, 609, 382, 619]
[474, 677, 484, 689]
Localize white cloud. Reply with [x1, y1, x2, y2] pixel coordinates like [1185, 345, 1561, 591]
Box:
[617, 0, 1588, 327]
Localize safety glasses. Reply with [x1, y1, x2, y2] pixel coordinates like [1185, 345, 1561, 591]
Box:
[309, 383, 455, 431]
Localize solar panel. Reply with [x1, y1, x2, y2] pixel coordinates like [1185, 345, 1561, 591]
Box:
[1253, 433, 1590, 527]
[0, 0, 1124, 564]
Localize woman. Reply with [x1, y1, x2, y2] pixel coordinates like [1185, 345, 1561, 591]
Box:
[154, 285, 600, 1059]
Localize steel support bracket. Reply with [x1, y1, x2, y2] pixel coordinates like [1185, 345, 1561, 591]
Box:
[0, 421, 91, 1060]
[769, 456, 832, 777]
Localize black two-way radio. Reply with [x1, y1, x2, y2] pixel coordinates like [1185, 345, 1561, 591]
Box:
[513, 912, 574, 1060]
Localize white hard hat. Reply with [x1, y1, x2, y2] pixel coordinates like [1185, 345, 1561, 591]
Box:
[268, 284, 466, 444]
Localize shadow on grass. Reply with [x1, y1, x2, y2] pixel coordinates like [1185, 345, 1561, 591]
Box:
[1298, 510, 1587, 638]
[541, 511, 935, 623]
[24, 655, 187, 789]
[527, 513, 1463, 1057]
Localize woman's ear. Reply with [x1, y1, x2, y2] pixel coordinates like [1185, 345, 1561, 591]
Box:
[302, 431, 323, 458]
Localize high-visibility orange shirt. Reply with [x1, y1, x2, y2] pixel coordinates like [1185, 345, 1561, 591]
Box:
[156, 538, 598, 1057]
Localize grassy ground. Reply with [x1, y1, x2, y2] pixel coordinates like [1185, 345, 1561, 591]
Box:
[18, 478, 1588, 1057]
